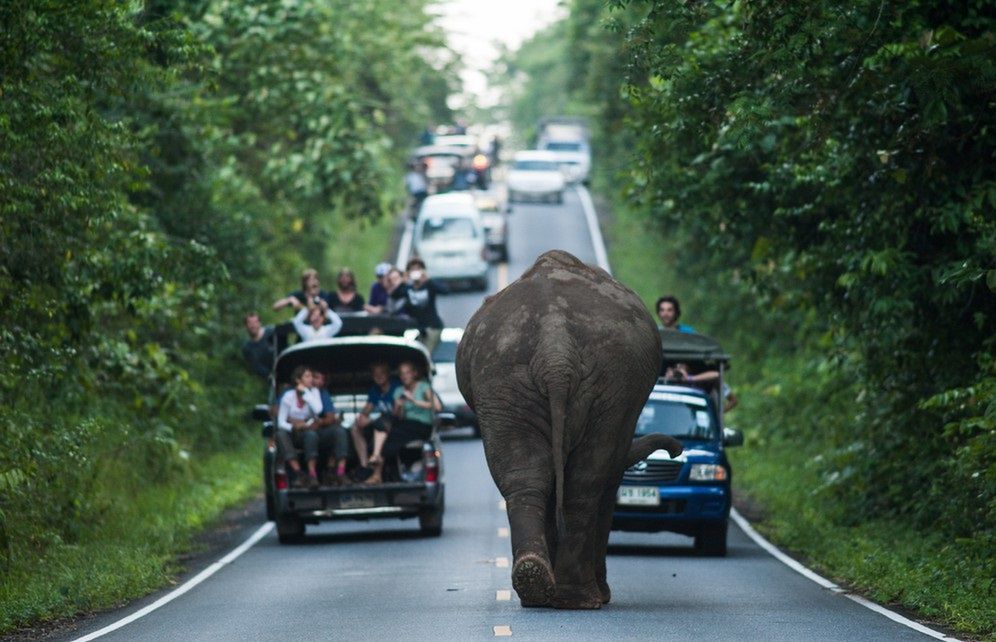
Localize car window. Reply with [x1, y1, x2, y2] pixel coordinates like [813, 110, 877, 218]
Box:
[635, 394, 715, 440]
[420, 216, 478, 241]
[543, 142, 582, 152]
[513, 160, 559, 171]
[431, 340, 458, 363]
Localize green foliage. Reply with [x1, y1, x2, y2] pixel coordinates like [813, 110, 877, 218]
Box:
[0, 0, 453, 632]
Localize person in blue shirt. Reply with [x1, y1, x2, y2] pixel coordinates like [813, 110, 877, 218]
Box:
[656, 295, 696, 333]
[312, 370, 349, 484]
[350, 362, 402, 470]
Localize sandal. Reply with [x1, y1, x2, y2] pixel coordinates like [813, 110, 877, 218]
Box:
[368, 454, 383, 465]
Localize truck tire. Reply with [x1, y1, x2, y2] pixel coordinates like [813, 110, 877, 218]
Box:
[555, 191, 564, 204]
[276, 516, 305, 544]
[419, 495, 445, 537]
[265, 490, 276, 522]
[694, 522, 728, 557]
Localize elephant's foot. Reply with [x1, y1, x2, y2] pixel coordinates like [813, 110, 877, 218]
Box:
[551, 581, 602, 610]
[512, 553, 555, 607]
[597, 578, 611, 604]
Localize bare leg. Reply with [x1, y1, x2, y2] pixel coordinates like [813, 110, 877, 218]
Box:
[351, 419, 370, 467]
[369, 429, 389, 464]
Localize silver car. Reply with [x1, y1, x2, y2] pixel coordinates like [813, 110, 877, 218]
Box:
[431, 327, 479, 437]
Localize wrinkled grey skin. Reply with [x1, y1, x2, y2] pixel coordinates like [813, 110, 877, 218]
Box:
[456, 250, 682, 609]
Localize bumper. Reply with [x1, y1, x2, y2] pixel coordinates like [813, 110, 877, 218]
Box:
[612, 484, 730, 535]
[429, 260, 488, 281]
[276, 481, 444, 522]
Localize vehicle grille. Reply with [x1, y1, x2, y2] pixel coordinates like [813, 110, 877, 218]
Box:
[622, 460, 683, 483]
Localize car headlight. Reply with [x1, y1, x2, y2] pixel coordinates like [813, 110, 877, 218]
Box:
[689, 464, 728, 481]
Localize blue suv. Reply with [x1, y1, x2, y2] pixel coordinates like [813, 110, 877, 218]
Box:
[612, 333, 743, 556]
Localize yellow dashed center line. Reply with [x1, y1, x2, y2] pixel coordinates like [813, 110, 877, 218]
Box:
[498, 499, 507, 511]
[496, 589, 511, 601]
[497, 262, 509, 290]
[497, 527, 509, 538]
[493, 625, 512, 637]
[495, 557, 509, 568]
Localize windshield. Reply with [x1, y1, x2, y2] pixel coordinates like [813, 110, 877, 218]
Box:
[420, 216, 478, 241]
[544, 142, 582, 152]
[634, 392, 716, 440]
[431, 340, 458, 363]
[514, 160, 559, 171]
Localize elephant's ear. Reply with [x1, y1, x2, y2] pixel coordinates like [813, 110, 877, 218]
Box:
[627, 434, 683, 467]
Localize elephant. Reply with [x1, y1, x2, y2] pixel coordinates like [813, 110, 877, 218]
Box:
[455, 250, 682, 609]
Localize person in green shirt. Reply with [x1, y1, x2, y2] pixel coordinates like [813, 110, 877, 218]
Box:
[366, 360, 440, 484]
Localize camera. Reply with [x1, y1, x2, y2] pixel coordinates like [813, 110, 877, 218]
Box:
[312, 296, 321, 305]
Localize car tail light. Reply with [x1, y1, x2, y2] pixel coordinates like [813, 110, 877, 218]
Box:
[424, 446, 440, 483]
[275, 469, 289, 491]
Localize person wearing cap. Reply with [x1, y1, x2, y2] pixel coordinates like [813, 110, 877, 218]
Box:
[365, 262, 393, 314]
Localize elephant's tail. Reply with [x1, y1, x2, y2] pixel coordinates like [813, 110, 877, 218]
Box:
[627, 433, 683, 467]
[549, 388, 568, 540]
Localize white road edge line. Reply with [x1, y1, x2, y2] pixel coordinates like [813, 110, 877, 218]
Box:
[581, 185, 957, 641]
[730, 509, 960, 641]
[71, 522, 275, 642]
[396, 218, 414, 268]
[575, 185, 611, 275]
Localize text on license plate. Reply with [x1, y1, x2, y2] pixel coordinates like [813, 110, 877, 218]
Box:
[617, 486, 660, 506]
[339, 493, 374, 509]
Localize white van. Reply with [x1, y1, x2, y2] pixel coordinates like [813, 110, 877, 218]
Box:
[414, 193, 488, 290]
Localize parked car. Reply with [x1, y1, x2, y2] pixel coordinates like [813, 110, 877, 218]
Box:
[431, 327, 479, 437]
[254, 332, 445, 543]
[612, 332, 743, 556]
[475, 195, 508, 262]
[414, 193, 488, 290]
[506, 150, 566, 204]
[539, 139, 591, 184]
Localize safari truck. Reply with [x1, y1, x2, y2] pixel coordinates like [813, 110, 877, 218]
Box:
[612, 332, 744, 556]
[252, 318, 445, 543]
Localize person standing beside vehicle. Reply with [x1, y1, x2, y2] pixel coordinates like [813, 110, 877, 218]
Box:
[656, 295, 696, 333]
[404, 258, 446, 353]
[365, 361, 440, 485]
[242, 312, 275, 378]
[291, 299, 343, 342]
[276, 366, 324, 488]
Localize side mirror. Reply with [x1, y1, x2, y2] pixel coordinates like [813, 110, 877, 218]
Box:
[723, 427, 744, 448]
[261, 421, 275, 439]
[251, 404, 271, 422]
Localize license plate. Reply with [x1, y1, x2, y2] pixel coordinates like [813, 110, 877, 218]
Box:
[339, 493, 374, 509]
[617, 486, 660, 506]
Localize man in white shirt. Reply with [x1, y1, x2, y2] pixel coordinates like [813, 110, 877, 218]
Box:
[292, 300, 343, 342]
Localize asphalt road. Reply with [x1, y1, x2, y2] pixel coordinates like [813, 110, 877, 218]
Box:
[61, 187, 938, 641]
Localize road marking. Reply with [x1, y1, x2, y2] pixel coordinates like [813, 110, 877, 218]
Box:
[497, 527, 509, 538]
[496, 589, 511, 601]
[71, 522, 275, 642]
[730, 509, 961, 641]
[498, 499, 506, 511]
[497, 261, 509, 290]
[495, 556, 509, 568]
[493, 625, 512, 637]
[396, 219, 414, 267]
[575, 185, 611, 274]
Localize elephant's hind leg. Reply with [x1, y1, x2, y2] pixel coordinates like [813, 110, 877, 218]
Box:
[481, 419, 556, 607]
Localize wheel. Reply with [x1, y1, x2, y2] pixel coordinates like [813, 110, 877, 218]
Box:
[555, 191, 564, 204]
[694, 522, 727, 556]
[276, 515, 305, 544]
[497, 245, 508, 263]
[474, 276, 488, 291]
[265, 490, 276, 522]
[419, 496, 445, 536]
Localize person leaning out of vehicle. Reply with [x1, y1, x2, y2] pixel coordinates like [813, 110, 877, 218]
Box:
[311, 370, 350, 485]
[403, 258, 447, 353]
[656, 295, 696, 334]
[665, 362, 739, 413]
[272, 267, 333, 312]
[364, 360, 440, 485]
[276, 366, 325, 488]
[291, 298, 343, 343]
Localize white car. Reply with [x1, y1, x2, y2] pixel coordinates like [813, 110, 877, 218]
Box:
[540, 139, 591, 184]
[506, 150, 567, 204]
[475, 196, 508, 262]
[431, 328, 479, 436]
[414, 193, 488, 290]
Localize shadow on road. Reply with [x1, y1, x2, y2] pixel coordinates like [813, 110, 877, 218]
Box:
[273, 527, 428, 547]
[608, 543, 700, 558]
